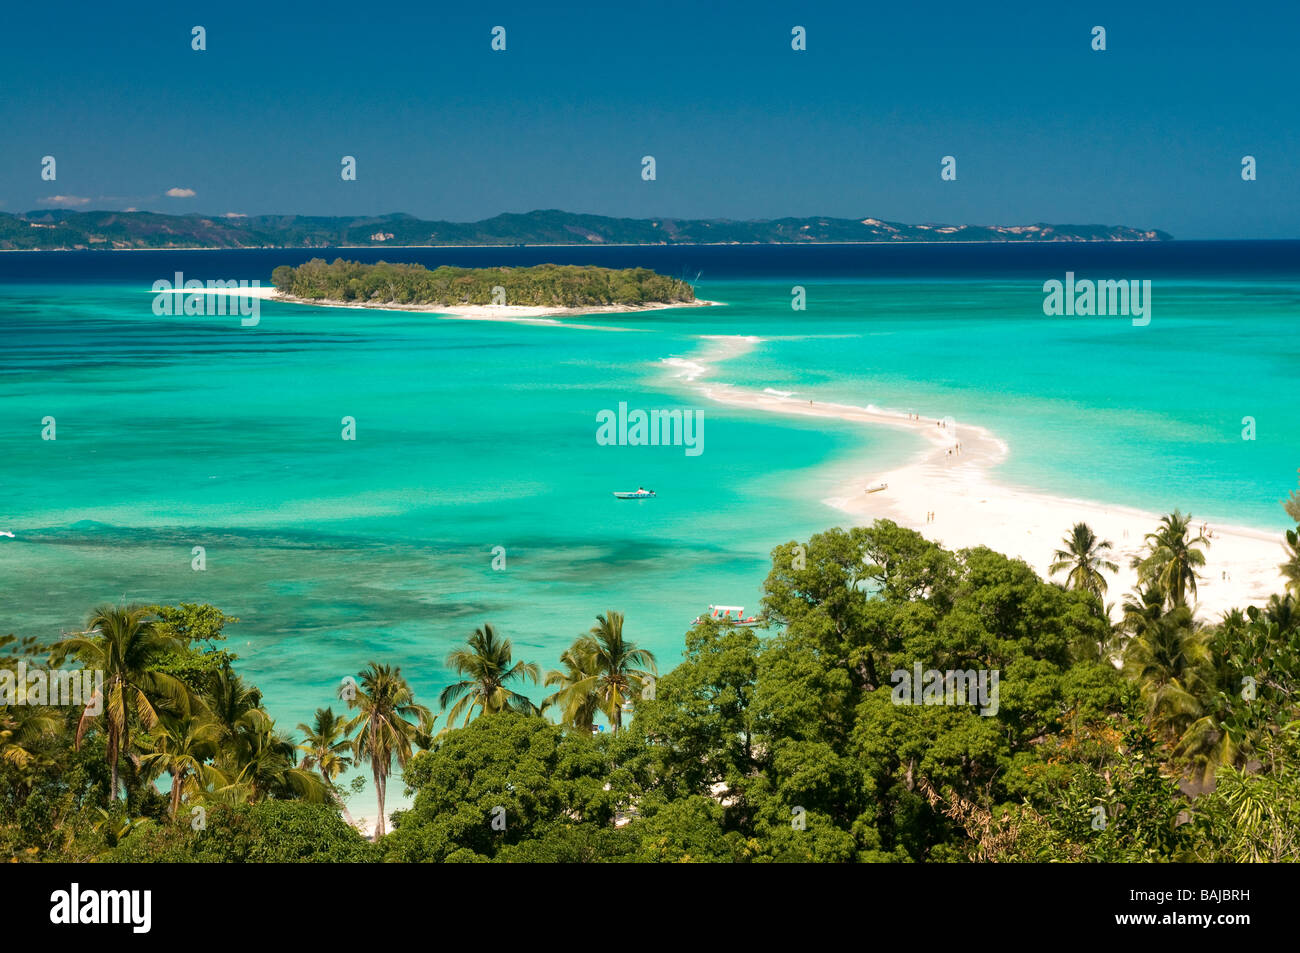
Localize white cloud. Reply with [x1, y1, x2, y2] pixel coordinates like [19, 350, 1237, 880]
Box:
[222, 212, 247, 218]
[41, 195, 91, 207]
[165, 187, 196, 198]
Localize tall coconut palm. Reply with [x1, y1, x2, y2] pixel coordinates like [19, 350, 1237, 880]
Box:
[137, 711, 223, 819]
[58, 605, 191, 803]
[541, 641, 601, 731]
[1134, 510, 1209, 608]
[344, 663, 432, 837]
[439, 624, 540, 727]
[297, 706, 358, 827]
[1049, 522, 1118, 598]
[575, 611, 657, 733]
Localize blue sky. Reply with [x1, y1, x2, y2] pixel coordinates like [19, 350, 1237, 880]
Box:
[1, 0, 1296, 238]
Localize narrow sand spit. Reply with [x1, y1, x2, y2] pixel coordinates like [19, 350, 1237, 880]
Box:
[666, 335, 1290, 620]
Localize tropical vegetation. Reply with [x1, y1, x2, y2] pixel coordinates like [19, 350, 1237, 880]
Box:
[271, 259, 696, 308]
[3, 480, 1299, 863]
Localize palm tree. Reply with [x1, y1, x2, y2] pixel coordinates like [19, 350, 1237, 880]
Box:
[90, 807, 146, 848]
[188, 662, 327, 806]
[1121, 585, 1212, 742]
[137, 711, 222, 819]
[343, 663, 432, 837]
[541, 641, 601, 731]
[0, 704, 61, 787]
[297, 706, 358, 827]
[1281, 528, 1300, 596]
[439, 624, 540, 727]
[575, 611, 657, 733]
[59, 605, 191, 803]
[205, 663, 272, 787]
[207, 664, 271, 742]
[1262, 591, 1298, 632]
[1134, 510, 1209, 608]
[225, 722, 328, 803]
[1049, 522, 1118, 598]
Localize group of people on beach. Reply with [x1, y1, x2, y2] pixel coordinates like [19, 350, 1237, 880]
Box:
[900, 413, 960, 460]
[925, 511, 936, 523]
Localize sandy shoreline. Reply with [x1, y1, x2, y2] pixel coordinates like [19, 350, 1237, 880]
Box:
[268, 291, 720, 328]
[668, 336, 1290, 620]
[147, 285, 720, 329]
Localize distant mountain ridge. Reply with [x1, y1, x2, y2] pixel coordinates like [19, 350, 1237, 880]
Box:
[0, 208, 1172, 250]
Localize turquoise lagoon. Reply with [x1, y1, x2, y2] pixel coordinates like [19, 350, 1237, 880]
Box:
[2, 242, 1297, 810]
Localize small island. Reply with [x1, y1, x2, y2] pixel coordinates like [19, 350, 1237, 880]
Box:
[270, 259, 705, 320]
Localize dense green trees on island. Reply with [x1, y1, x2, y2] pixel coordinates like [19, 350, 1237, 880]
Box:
[3, 485, 1299, 862]
[271, 259, 696, 308]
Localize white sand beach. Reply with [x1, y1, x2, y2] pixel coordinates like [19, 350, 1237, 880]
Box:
[147, 285, 719, 330]
[269, 290, 720, 330]
[669, 336, 1290, 620]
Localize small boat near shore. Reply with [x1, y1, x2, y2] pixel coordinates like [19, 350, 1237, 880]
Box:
[866, 482, 888, 494]
[613, 487, 656, 499]
[692, 605, 763, 627]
